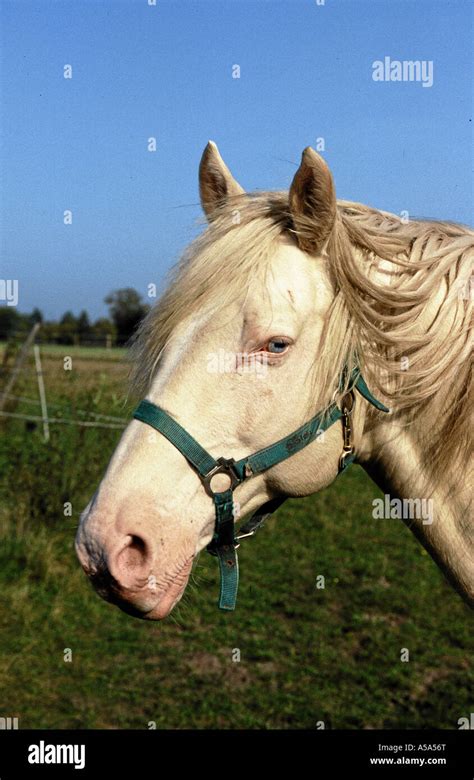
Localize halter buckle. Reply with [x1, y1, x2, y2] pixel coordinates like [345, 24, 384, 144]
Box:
[338, 391, 355, 471]
[202, 457, 240, 496]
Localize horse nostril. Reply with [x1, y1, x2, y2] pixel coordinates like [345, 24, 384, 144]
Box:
[121, 535, 148, 568]
[110, 534, 152, 588]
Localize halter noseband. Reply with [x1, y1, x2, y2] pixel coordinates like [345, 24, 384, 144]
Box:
[132, 367, 389, 611]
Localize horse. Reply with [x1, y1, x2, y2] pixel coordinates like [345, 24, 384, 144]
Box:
[75, 142, 473, 618]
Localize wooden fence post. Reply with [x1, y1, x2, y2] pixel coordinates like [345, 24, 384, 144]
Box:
[0, 322, 41, 411]
[33, 344, 50, 442]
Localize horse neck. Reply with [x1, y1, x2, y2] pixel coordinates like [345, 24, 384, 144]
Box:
[356, 402, 474, 608]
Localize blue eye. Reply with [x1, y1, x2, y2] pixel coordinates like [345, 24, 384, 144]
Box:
[267, 339, 289, 354]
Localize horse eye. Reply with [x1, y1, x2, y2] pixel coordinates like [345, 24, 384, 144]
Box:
[266, 339, 289, 354]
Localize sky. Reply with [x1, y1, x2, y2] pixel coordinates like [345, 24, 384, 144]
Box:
[0, 0, 472, 320]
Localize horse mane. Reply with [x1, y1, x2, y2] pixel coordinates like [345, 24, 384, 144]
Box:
[130, 191, 473, 486]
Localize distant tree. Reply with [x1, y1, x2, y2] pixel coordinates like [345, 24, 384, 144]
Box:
[58, 311, 78, 345]
[104, 288, 149, 345]
[60, 311, 77, 326]
[40, 321, 60, 343]
[30, 307, 43, 324]
[92, 317, 116, 346]
[0, 307, 20, 340]
[77, 310, 91, 340]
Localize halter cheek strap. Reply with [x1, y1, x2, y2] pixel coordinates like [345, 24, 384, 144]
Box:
[133, 369, 389, 611]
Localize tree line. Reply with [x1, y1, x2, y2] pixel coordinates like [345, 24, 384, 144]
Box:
[0, 288, 150, 347]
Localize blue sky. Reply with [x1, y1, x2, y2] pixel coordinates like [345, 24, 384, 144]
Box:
[1, 0, 472, 320]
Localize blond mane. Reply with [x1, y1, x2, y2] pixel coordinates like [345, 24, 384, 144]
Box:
[130, 192, 473, 485]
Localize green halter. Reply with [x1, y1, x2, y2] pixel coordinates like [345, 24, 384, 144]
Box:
[133, 368, 389, 611]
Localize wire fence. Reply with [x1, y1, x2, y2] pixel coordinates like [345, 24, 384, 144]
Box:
[0, 410, 126, 430]
[0, 327, 130, 435]
[1, 330, 132, 348]
[0, 393, 128, 423]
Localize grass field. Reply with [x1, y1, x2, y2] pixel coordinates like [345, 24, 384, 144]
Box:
[0, 341, 127, 363]
[35, 343, 127, 362]
[0, 346, 472, 729]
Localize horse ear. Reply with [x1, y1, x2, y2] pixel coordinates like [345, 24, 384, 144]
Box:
[289, 147, 337, 253]
[199, 141, 245, 220]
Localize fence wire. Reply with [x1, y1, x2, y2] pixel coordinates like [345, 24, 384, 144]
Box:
[0, 410, 126, 430]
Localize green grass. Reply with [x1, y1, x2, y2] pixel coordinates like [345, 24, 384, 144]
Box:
[0, 342, 127, 362]
[0, 356, 472, 729]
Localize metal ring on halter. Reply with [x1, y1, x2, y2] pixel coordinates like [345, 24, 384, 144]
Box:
[201, 457, 241, 497]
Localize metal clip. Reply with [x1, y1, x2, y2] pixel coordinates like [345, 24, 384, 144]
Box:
[338, 391, 355, 471]
[338, 449, 353, 471]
